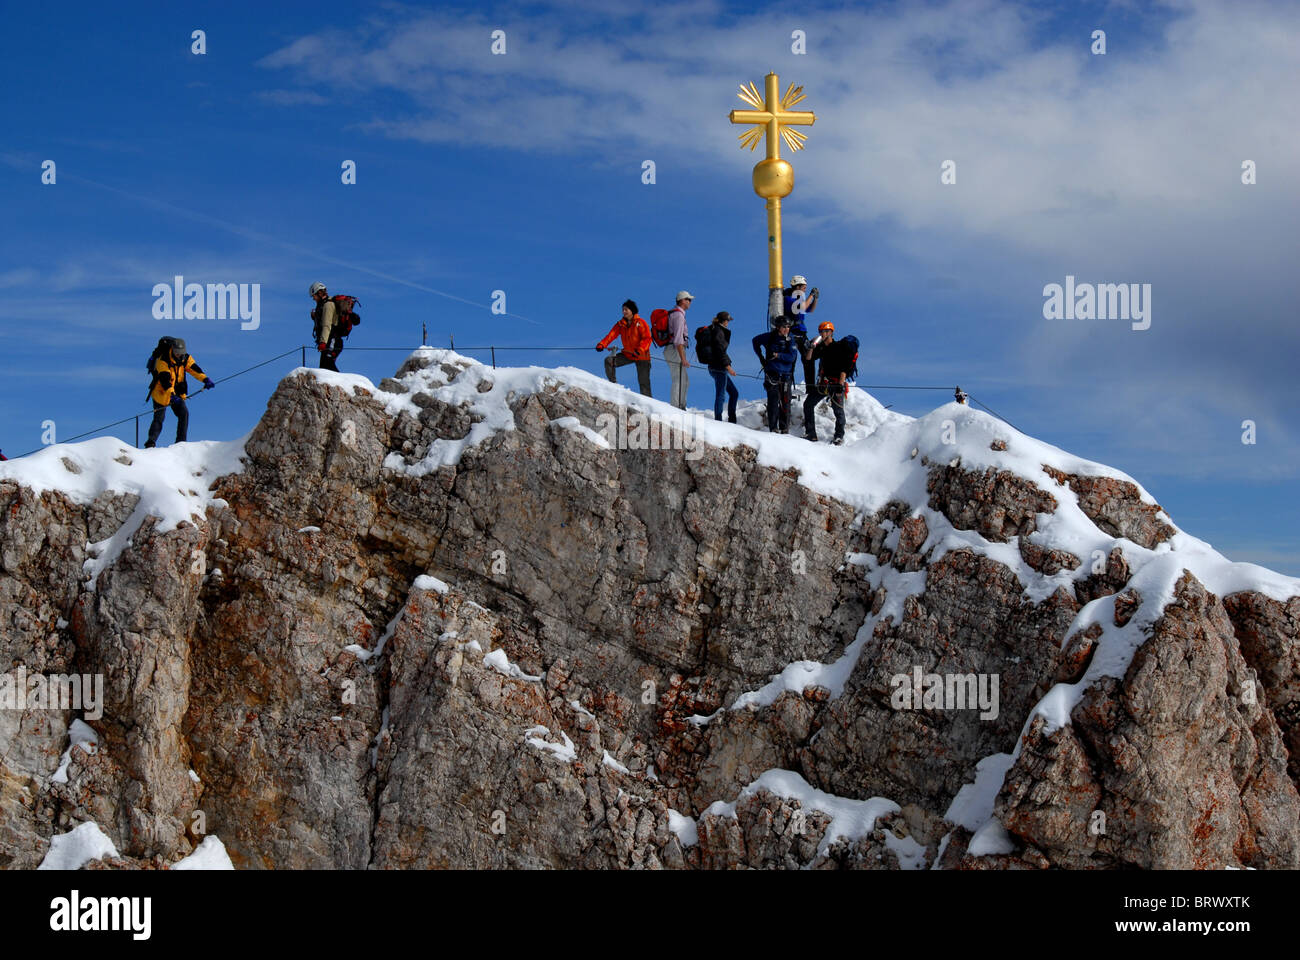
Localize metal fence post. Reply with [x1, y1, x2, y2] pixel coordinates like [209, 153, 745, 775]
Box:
[491, 346, 496, 369]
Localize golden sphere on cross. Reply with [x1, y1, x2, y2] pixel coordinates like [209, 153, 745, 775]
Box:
[752, 158, 794, 199]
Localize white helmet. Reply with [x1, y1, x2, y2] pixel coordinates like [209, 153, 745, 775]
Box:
[791, 275, 808, 287]
[309, 281, 327, 296]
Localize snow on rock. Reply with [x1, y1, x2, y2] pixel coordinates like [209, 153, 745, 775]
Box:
[51, 720, 99, 785]
[170, 835, 235, 870]
[0, 433, 247, 591]
[524, 725, 576, 764]
[945, 752, 1017, 833]
[484, 648, 542, 682]
[715, 562, 926, 719]
[666, 810, 699, 847]
[706, 769, 926, 868]
[550, 416, 612, 449]
[37, 821, 119, 870]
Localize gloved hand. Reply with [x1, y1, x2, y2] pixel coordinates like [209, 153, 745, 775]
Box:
[318, 342, 328, 351]
[204, 379, 215, 390]
[159, 372, 173, 389]
[595, 345, 603, 352]
[810, 287, 820, 299]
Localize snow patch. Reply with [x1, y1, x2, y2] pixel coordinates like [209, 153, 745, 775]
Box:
[38, 822, 119, 870]
[524, 725, 576, 763]
[484, 648, 542, 682]
[666, 810, 699, 847]
[51, 719, 99, 785]
[170, 835, 235, 870]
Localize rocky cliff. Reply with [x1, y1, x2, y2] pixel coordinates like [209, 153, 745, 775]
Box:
[2, 349, 1298, 869]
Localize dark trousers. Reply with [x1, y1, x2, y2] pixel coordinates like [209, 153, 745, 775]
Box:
[793, 335, 816, 385]
[765, 375, 793, 431]
[604, 352, 651, 397]
[319, 336, 343, 372]
[803, 381, 845, 440]
[146, 396, 189, 446]
[710, 368, 738, 422]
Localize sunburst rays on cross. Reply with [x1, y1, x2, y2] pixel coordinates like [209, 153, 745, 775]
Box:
[733, 79, 812, 154]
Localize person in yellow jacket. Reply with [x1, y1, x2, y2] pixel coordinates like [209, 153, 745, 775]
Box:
[145, 337, 214, 447]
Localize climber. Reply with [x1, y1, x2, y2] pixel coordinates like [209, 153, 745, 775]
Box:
[310, 281, 344, 372]
[783, 274, 820, 323]
[663, 291, 693, 409]
[702, 311, 739, 423]
[595, 299, 652, 397]
[752, 315, 800, 433]
[802, 321, 853, 445]
[145, 337, 214, 448]
[782, 275, 820, 387]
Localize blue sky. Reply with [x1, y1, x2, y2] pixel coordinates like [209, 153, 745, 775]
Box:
[2, 0, 1298, 571]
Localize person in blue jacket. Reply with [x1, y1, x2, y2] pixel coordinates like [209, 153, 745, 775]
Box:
[752, 315, 800, 433]
[782, 275, 820, 387]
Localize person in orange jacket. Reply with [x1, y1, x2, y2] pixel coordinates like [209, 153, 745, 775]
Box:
[595, 299, 652, 397]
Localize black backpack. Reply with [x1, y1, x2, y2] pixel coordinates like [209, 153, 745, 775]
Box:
[146, 337, 179, 375]
[145, 337, 179, 399]
[694, 324, 714, 365]
[840, 335, 859, 381]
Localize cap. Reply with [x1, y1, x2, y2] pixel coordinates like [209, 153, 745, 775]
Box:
[676, 290, 694, 302]
[791, 275, 808, 287]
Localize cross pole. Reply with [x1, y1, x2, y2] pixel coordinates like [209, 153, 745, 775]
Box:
[728, 71, 815, 324]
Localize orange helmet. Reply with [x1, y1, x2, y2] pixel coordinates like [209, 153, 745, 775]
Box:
[818, 321, 834, 333]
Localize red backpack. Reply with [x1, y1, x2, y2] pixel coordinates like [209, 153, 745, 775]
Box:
[315, 295, 362, 340]
[650, 307, 675, 347]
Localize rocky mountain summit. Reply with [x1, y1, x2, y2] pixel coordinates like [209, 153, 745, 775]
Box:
[2, 348, 1298, 869]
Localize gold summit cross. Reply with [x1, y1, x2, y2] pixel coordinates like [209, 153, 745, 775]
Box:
[728, 72, 815, 309]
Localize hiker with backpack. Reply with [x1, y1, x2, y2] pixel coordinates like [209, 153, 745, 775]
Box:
[698, 311, 738, 423]
[144, 337, 214, 448]
[802, 321, 858, 446]
[752, 315, 800, 433]
[783, 275, 820, 388]
[595, 299, 652, 397]
[310, 281, 361, 372]
[651, 291, 693, 409]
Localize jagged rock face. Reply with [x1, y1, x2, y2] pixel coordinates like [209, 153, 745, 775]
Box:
[997, 573, 1300, 868]
[1223, 591, 1300, 784]
[1041, 466, 1176, 550]
[2, 353, 1298, 870]
[803, 550, 1078, 812]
